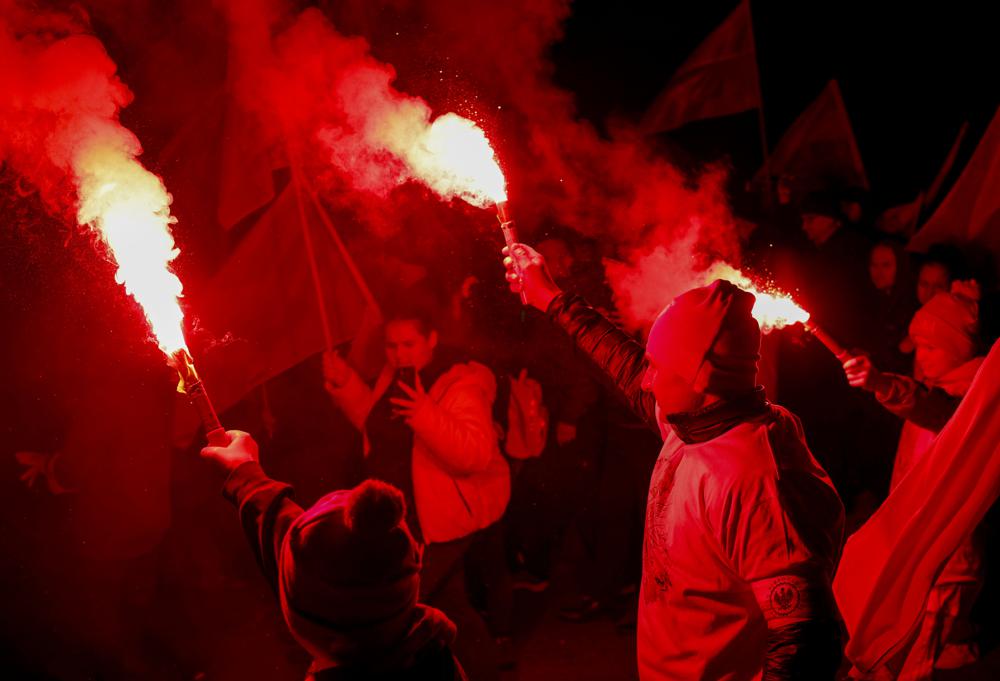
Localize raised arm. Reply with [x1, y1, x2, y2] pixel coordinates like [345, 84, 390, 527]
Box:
[843, 355, 961, 433]
[323, 349, 376, 431]
[547, 293, 657, 431]
[201, 431, 305, 596]
[503, 244, 657, 432]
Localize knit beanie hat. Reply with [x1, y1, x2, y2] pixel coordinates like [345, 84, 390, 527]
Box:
[909, 287, 979, 366]
[278, 479, 422, 668]
[646, 279, 761, 395]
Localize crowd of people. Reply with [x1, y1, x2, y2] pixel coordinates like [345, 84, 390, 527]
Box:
[190, 174, 998, 680]
[7, 147, 999, 679]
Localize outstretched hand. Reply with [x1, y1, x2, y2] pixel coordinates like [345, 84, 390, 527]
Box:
[14, 451, 73, 494]
[502, 243, 563, 312]
[390, 372, 430, 424]
[200, 430, 259, 473]
[842, 354, 881, 391]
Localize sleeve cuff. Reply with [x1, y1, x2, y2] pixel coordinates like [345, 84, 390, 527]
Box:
[545, 291, 569, 317]
[222, 460, 270, 503]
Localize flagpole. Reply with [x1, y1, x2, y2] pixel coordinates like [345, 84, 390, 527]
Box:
[746, 0, 772, 208]
[286, 148, 335, 352]
[304, 186, 380, 313]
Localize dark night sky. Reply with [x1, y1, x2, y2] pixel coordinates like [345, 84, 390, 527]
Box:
[551, 0, 999, 205]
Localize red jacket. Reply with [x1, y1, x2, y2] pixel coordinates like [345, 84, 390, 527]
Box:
[327, 360, 510, 544]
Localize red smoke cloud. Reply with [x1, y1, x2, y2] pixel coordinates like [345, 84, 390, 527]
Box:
[1, 0, 186, 353]
[225, 0, 742, 323]
[390, 0, 745, 326]
[0, 2, 130, 216]
[210, 0, 745, 323]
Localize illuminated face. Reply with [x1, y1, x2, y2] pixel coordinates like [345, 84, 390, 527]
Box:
[917, 263, 950, 305]
[641, 355, 703, 415]
[914, 339, 962, 382]
[384, 320, 437, 370]
[869, 245, 897, 292]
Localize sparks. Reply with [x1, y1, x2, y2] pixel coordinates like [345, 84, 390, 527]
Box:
[410, 112, 507, 207]
[706, 263, 810, 333]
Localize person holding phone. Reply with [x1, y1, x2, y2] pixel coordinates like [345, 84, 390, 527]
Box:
[323, 302, 510, 681]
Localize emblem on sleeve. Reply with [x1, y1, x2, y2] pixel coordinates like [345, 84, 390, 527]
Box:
[769, 581, 801, 616]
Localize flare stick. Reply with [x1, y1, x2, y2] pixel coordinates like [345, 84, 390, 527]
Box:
[169, 349, 227, 445]
[804, 322, 849, 359]
[496, 200, 528, 305]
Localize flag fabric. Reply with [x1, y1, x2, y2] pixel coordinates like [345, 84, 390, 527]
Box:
[876, 122, 968, 236]
[925, 122, 969, 207]
[758, 80, 868, 195]
[642, 1, 760, 133]
[216, 21, 286, 230]
[216, 98, 282, 229]
[833, 340, 1000, 676]
[174, 177, 378, 443]
[909, 107, 1000, 266]
[160, 89, 378, 444]
[875, 192, 924, 236]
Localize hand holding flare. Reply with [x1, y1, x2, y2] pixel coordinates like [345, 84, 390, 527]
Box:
[169, 348, 227, 445]
[502, 243, 563, 312]
[502, 241, 853, 367]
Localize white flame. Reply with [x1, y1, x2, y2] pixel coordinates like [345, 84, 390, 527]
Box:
[706, 263, 810, 334]
[75, 139, 186, 354]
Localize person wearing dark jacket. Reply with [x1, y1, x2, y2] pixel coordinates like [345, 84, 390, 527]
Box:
[502, 244, 846, 681]
[200, 430, 465, 680]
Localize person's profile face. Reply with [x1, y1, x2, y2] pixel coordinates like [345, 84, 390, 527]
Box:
[641, 355, 702, 415]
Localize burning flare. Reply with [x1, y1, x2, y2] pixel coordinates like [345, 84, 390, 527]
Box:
[76, 140, 187, 355]
[411, 113, 507, 207]
[707, 263, 810, 333]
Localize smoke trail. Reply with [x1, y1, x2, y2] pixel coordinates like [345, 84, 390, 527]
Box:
[0, 1, 185, 352]
[214, 0, 746, 324]
[380, 0, 745, 325]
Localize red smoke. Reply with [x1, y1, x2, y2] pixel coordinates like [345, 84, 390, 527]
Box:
[1, 0, 186, 353]
[0, 2, 131, 216]
[389, 0, 745, 325]
[210, 0, 745, 324]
